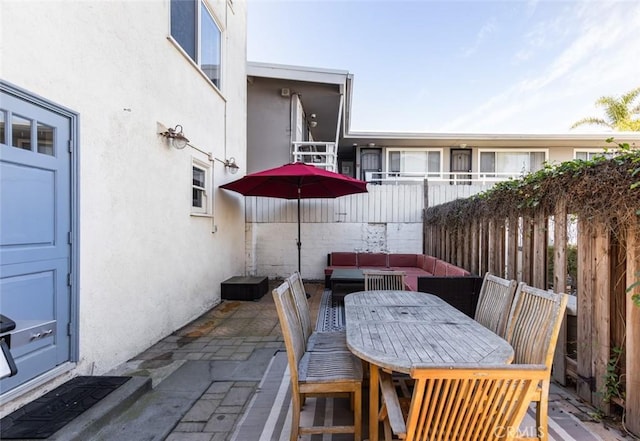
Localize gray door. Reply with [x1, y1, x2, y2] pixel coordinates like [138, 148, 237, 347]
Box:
[450, 149, 471, 185]
[0, 89, 72, 393]
[360, 148, 381, 183]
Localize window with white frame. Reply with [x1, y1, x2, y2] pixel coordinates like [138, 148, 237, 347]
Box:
[479, 150, 546, 177]
[387, 149, 442, 177]
[171, 0, 222, 89]
[192, 159, 211, 215]
[574, 149, 617, 161]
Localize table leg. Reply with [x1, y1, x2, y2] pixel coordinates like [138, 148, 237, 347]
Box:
[369, 363, 379, 441]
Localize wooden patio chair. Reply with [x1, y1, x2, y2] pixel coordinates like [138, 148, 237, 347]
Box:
[504, 283, 569, 441]
[287, 271, 348, 352]
[272, 281, 363, 441]
[363, 269, 406, 291]
[474, 272, 518, 338]
[378, 364, 548, 441]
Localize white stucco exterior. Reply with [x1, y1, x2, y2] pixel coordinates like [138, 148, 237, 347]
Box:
[1, 0, 247, 409]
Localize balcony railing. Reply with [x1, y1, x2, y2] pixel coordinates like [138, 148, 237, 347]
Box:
[292, 142, 337, 172]
[368, 171, 527, 185]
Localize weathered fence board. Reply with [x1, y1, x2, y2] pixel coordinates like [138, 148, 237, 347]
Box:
[593, 223, 611, 413]
[577, 220, 594, 403]
[626, 227, 640, 435]
[552, 200, 568, 385]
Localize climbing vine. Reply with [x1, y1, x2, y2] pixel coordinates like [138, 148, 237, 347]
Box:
[425, 139, 640, 228]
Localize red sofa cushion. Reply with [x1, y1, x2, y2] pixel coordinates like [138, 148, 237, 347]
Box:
[446, 263, 470, 276]
[422, 255, 437, 274]
[357, 252, 388, 267]
[388, 254, 418, 267]
[433, 259, 448, 276]
[331, 252, 357, 266]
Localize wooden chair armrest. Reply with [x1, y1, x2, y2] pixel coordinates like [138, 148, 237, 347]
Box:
[379, 370, 407, 438]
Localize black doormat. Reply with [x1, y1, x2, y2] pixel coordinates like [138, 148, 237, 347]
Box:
[0, 376, 131, 439]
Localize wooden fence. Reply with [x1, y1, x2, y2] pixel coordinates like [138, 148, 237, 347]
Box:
[424, 200, 640, 434]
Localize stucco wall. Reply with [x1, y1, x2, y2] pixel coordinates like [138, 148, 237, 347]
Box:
[1, 0, 247, 382]
[245, 222, 423, 279]
[246, 77, 294, 173]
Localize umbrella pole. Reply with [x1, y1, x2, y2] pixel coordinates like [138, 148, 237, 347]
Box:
[297, 190, 301, 274]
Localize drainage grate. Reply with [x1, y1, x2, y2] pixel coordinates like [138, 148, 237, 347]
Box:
[1, 376, 131, 439]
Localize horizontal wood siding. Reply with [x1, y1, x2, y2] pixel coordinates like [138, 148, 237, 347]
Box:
[246, 184, 424, 223]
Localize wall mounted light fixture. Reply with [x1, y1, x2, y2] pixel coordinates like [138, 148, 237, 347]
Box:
[159, 124, 190, 149]
[215, 157, 240, 174]
[308, 113, 318, 128]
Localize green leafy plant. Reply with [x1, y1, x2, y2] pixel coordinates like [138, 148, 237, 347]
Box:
[602, 346, 625, 404]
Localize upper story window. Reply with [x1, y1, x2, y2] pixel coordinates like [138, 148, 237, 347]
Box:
[388, 149, 441, 177]
[171, 0, 222, 89]
[575, 149, 616, 161]
[479, 150, 546, 177]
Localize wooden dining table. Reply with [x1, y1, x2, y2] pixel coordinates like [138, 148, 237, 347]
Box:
[344, 290, 514, 441]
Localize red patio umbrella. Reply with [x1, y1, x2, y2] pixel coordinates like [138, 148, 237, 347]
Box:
[220, 162, 368, 273]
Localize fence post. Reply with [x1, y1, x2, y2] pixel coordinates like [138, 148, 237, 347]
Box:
[552, 199, 568, 385]
[470, 219, 479, 276]
[626, 225, 640, 435]
[522, 216, 534, 284]
[577, 218, 593, 402]
[506, 216, 518, 280]
[532, 212, 548, 289]
[593, 222, 611, 414]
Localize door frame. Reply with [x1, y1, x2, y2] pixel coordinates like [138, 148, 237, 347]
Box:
[450, 148, 472, 185]
[0, 80, 80, 399]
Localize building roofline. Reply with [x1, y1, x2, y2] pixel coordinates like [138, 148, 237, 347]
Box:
[344, 131, 640, 142]
[247, 61, 350, 85]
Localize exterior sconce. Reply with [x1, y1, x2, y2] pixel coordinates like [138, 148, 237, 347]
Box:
[309, 113, 318, 128]
[215, 157, 240, 174]
[160, 124, 190, 149]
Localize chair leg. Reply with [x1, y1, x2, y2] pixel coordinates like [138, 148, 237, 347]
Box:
[290, 393, 301, 441]
[354, 387, 362, 441]
[536, 381, 550, 441]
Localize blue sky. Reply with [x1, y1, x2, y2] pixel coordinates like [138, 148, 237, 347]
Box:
[247, 0, 640, 134]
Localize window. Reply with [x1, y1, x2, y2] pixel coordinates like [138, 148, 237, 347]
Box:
[575, 149, 616, 161]
[192, 159, 211, 215]
[479, 150, 546, 177]
[387, 149, 441, 177]
[171, 0, 222, 89]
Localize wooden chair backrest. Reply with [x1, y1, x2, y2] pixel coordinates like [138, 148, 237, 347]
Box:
[505, 283, 569, 366]
[272, 281, 304, 393]
[287, 271, 313, 342]
[403, 365, 548, 441]
[363, 270, 406, 291]
[474, 272, 518, 338]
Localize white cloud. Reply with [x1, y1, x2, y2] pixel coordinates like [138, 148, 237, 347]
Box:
[440, 1, 640, 133]
[462, 16, 497, 57]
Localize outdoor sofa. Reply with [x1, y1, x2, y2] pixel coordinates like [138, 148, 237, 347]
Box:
[324, 252, 471, 291]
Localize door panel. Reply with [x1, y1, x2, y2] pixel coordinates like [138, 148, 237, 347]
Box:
[360, 148, 381, 182]
[450, 149, 471, 185]
[0, 89, 72, 394]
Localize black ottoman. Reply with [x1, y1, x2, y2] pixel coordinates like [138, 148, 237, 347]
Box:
[221, 276, 269, 301]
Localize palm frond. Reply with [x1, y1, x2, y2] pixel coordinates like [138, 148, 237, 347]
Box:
[570, 117, 611, 130]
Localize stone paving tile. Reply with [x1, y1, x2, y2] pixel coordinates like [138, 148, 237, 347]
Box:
[221, 386, 254, 406]
[174, 422, 207, 432]
[165, 432, 215, 441]
[182, 399, 221, 422]
[203, 413, 239, 433]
